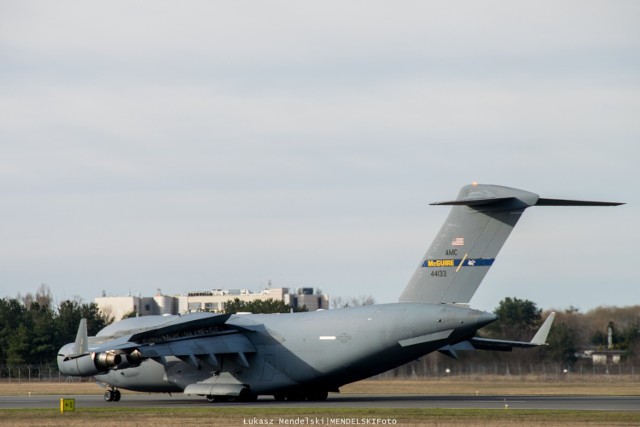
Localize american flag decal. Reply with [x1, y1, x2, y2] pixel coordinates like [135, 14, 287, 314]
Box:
[452, 237, 464, 246]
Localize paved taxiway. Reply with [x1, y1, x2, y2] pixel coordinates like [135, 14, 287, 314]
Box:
[2, 394, 639, 411]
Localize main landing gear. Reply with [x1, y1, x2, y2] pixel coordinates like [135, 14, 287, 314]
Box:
[273, 389, 328, 401]
[205, 387, 257, 403]
[104, 388, 121, 402]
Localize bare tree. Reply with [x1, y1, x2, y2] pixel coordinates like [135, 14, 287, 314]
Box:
[19, 283, 53, 310]
[331, 295, 375, 309]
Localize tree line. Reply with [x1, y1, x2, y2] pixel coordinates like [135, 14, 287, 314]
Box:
[0, 285, 111, 367]
[338, 294, 639, 369]
[222, 297, 308, 314]
[0, 288, 307, 368]
[1, 286, 638, 369]
[473, 297, 640, 367]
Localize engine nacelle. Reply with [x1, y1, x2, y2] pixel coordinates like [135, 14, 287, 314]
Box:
[125, 349, 143, 367]
[109, 349, 144, 370]
[95, 352, 122, 370]
[58, 351, 122, 377]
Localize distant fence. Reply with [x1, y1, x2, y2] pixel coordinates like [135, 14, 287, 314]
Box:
[1, 361, 638, 383]
[0, 365, 94, 383]
[378, 360, 639, 381]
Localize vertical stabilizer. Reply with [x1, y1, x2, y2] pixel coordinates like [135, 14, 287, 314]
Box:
[400, 184, 536, 304]
[399, 184, 622, 304]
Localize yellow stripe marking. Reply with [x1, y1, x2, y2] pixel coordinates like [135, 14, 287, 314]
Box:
[456, 253, 469, 273]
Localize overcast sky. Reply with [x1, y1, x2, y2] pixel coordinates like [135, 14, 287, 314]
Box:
[1, 1, 638, 313]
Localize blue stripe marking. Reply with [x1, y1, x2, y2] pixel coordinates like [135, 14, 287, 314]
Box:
[422, 258, 495, 268]
[463, 258, 494, 267]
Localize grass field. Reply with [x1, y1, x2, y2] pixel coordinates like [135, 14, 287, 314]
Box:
[342, 375, 640, 396]
[0, 406, 640, 427]
[1, 378, 639, 426]
[0, 407, 639, 427]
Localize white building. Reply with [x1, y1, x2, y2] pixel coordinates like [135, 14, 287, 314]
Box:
[95, 287, 328, 319]
[177, 287, 293, 313]
[294, 287, 329, 311]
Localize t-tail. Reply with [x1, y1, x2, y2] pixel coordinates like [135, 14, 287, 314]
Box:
[399, 183, 623, 304]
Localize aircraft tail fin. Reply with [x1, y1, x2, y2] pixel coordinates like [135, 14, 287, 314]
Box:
[399, 184, 622, 304]
[73, 318, 89, 354]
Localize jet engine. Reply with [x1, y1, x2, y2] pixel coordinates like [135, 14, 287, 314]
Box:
[116, 350, 144, 369]
[58, 351, 121, 376]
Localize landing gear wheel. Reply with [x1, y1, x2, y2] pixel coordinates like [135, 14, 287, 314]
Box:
[238, 388, 257, 402]
[104, 389, 120, 402]
[273, 393, 286, 401]
[286, 392, 305, 402]
[307, 390, 328, 401]
[206, 395, 215, 403]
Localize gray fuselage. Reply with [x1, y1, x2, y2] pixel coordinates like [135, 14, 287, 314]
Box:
[94, 303, 495, 395]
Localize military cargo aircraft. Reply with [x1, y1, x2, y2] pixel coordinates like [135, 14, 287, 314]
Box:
[57, 184, 622, 402]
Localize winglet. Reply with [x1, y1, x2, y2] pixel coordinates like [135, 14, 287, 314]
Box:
[458, 311, 557, 352]
[530, 312, 556, 345]
[73, 318, 89, 354]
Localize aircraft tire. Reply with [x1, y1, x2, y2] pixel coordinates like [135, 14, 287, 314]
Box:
[113, 390, 121, 402]
[238, 388, 258, 402]
[104, 390, 114, 402]
[307, 390, 328, 401]
[273, 393, 286, 401]
[286, 392, 305, 402]
[206, 395, 215, 403]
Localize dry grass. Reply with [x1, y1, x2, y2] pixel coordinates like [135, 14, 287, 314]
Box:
[1, 379, 639, 426]
[341, 375, 640, 396]
[0, 408, 639, 427]
[0, 382, 128, 397]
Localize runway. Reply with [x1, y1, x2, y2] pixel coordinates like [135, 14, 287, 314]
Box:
[2, 393, 639, 411]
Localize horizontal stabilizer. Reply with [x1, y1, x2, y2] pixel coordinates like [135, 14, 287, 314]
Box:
[535, 198, 624, 207]
[432, 197, 623, 208]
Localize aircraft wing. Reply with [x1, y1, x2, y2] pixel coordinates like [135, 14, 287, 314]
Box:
[139, 332, 255, 368]
[128, 312, 233, 342]
[87, 312, 236, 350]
[101, 312, 255, 368]
[438, 312, 556, 358]
[65, 312, 256, 375]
